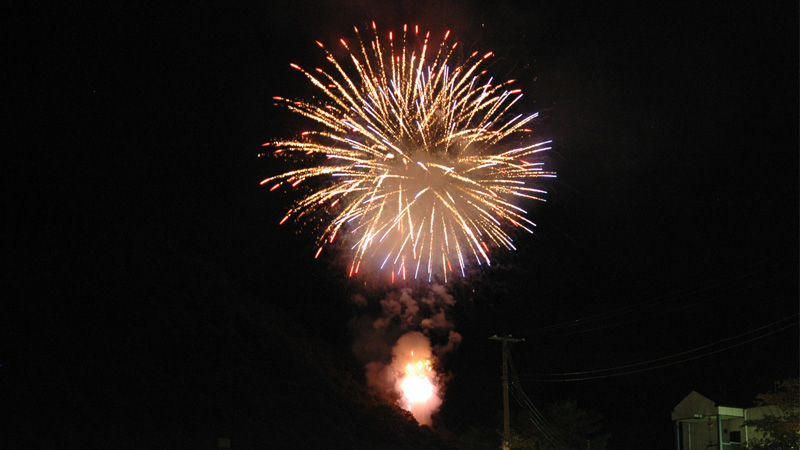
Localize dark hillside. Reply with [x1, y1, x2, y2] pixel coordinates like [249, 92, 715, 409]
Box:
[6, 223, 452, 450]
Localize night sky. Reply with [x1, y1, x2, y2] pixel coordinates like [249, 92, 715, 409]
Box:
[7, 1, 798, 449]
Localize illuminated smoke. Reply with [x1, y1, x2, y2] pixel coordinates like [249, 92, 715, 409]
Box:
[260, 20, 554, 429]
[351, 286, 461, 425]
[392, 332, 441, 425]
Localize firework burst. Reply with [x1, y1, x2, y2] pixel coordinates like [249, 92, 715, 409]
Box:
[261, 22, 555, 282]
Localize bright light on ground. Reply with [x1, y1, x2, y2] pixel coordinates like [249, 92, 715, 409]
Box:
[401, 374, 434, 403]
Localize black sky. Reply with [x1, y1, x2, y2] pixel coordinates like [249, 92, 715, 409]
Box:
[7, 1, 799, 449]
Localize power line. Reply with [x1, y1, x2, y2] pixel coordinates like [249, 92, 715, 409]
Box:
[519, 315, 798, 382]
[519, 255, 796, 338]
[489, 334, 524, 450]
[508, 348, 574, 449]
[491, 335, 575, 449]
[538, 271, 791, 338]
[531, 314, 797, 376]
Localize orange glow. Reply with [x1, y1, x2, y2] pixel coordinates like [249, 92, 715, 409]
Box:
[391, 333, 442, 426]
[401, 371, 433, 403]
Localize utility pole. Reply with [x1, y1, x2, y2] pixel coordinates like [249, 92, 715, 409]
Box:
[490, 334, 524, 450]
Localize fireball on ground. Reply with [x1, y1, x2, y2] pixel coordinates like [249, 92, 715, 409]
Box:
[391, 332, 443, 425]
[401, 360, 435, 403]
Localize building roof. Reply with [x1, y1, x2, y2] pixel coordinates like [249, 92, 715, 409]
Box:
[672, 391, 745, 422]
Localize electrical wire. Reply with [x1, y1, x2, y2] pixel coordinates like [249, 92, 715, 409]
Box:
[518, 314, 798, 381]
[519, 255, 796, 338]
[539, 271, 790, 338]
[508, 386, 564, 447]
[507, 349, 574, 449]
[516, 255, 797, 338]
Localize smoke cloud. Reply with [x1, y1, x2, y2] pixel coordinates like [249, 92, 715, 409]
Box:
[350, 284, 461, 425]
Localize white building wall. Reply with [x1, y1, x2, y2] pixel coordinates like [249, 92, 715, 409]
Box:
[673, 391, 792, 450]
[676, 405, 788, 448]
[680, 420, 718, 450]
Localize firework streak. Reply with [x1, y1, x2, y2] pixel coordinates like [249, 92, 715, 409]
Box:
[261, 22, 555, 282]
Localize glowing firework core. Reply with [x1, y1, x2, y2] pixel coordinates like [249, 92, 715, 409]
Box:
[263, 23, 555, 281]
[400, 359, 434, 403]
[388, 331, 443, 425]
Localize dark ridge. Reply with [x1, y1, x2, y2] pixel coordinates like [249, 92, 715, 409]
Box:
[6, 222, 453, 450]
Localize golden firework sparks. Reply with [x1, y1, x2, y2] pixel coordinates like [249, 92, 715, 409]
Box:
[262, 22, 555, 281]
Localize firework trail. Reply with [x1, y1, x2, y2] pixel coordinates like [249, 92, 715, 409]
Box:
[262, 22, 555, 282]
